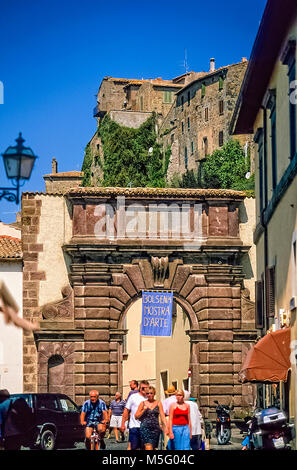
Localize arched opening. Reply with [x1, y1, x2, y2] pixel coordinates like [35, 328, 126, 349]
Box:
[122, 298, 191, 400]
[47, 354, 65, 393]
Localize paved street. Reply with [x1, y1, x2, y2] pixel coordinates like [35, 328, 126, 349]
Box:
[22, 426, 243, 451]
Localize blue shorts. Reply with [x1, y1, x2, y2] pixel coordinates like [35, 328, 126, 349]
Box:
[129, 427, 142, 450]
[86, 420, 103, 428]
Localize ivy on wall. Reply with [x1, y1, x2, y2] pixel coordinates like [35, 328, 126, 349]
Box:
[82, 113, 170, 188]
[81, 142, 92, 186]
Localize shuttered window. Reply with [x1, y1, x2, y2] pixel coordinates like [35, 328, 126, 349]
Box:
[265, 266, 275, 318]
[255, 280, 264, 329]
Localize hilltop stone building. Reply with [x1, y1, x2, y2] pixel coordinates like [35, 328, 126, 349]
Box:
[86, 59, 253, 186]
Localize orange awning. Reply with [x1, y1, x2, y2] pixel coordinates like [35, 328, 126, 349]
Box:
[238, 328, 291, 383]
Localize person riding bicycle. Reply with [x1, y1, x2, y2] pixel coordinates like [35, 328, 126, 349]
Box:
[80, 390, 108, 450]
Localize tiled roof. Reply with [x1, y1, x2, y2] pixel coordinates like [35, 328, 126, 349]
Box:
[43, 171, 83, 178]
[104, 77, 183, 88]
[0, 235, 22, 259]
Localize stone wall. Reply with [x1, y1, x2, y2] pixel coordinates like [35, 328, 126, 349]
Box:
[109, 110, 152, 129]
[163, 61, 255, 183]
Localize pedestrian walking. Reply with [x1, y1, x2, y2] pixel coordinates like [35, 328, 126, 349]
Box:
[168, 389, 191, 450]
[126, 380, 139, 400]
[184, 391, 204, 450]
[107, 392, 126, 442]
[120, 380, 149, 450]
[162, 384, 177, 449]
[135, 386, 168, 450]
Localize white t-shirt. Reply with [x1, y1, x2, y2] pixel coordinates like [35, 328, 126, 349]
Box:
[162, 395, 177, 416]
[186, 400, 203, 435]
[125, 393, 146, 428]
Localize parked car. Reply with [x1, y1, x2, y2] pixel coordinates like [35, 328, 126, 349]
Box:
[10, 393, 84, 450]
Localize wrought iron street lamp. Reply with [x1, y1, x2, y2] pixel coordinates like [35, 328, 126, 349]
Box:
[1, 133, 37, 204]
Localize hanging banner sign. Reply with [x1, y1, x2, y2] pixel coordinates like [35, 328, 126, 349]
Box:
[141, 291, 173, 337]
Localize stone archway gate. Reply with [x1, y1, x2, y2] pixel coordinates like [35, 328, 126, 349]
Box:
[22, 187, 257, 418]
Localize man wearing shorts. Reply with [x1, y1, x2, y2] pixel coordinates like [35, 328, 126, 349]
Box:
[80, 390, 108, 450]
[107, 392, 126, 442]
[120, 380, 149, 450]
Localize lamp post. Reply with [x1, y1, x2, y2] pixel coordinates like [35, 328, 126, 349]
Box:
[1, 133, 37, 204]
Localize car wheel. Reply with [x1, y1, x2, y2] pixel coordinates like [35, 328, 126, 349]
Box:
[40, 430, 56, 450]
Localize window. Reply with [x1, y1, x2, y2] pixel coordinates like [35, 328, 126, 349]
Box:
[191, 141, 194, 154]
[265, 266, 275, 318]
[164, 91, 173, 104]
[96, 144, 100, 150]
[201, 83, 206, 98]
[255, 128, 264, 213]
[185, 146, 188, 169]
[289, 60, 296, 159]
[181, 121, 184, 134]
[187, 117, 190, 130]
[219, 100, 224, 115]
[203, 137, 208, 157]
[187, 91, 190, 106]
[171, 134, 174, 144]
[59, 398, 78, 412]
[205, 107, 209, 122]
[181, 95, 184, 110]
[255, 280, 264, 329]
[219, 76, 224, 90]
[271, 106, 277, 190]
[219, 130, 224, 147]
[140, 95, 144, 110]
[37, 395, 59, 411]
[282, 40, 296, 159]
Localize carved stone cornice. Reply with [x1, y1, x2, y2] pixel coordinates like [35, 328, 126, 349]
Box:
[186, 330, 209, 342]
[110, 329, 128, 343]
[34, 329, 84, 345]
[38, 285, 74, 320]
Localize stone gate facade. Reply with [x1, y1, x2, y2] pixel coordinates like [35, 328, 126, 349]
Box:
[22, 187, 257, 418]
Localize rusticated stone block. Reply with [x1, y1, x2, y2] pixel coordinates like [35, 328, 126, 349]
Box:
[199, 386, 210, 395]
[86, 386, 110, 395]
[233, 352, 242, 363]
[171, 265, 192, 293]
[75, 308, 86, 319]
[85, 364, 109, 373]
[84, 330, 110, 341]
[109, 351, 118, 362]
[209, 363, 233, 373]
[110, 374, 118, 385]
[123, 264, 145, 292]
[208, 330, 233, 342]
[192, 298, 208, 312]
[187, 286, 208, 306]
[84, 286, 111, 297]
[111, 286, 131, 305]
[112, 274, 137, 297]
[209, 385, 234, 395]
[199, 374, 209, 384]
[85, 308, 110, 319]
[84, 297, 110, 307]
[85, 374, 110, 385]
[180, 275, 206, 299]
[109, 364, 118, 373]
[85, 352, 110, 363]
[110, 308, 121, 320]
[209, 374, 233, 385]
[84, 342, 110, 352]
[208, 320, 233, 330]
[110, 298, 124, 311]
[208, 342, 234, 352]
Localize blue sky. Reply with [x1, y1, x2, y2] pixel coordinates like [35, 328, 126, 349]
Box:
[0, 0, 266, 223]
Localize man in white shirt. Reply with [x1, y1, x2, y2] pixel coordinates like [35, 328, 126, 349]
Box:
[120, 380, 149, 450]
[184, 390, 204, 450]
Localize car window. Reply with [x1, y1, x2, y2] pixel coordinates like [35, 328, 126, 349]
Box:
[59, 398, 78, 412]
[37, 395, 59, 411]
[10, 394, 33, 408]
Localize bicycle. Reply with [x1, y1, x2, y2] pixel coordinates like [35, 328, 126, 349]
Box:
[90, 428, 101, 450]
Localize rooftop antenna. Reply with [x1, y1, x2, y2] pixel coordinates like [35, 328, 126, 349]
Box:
[184, 48, 189, 74]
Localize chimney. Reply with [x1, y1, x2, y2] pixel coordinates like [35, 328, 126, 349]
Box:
[209, 58, 215, 72]
[52, 157, 58, 174]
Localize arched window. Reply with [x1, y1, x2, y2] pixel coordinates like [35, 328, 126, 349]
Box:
[47, 355, 64, 393]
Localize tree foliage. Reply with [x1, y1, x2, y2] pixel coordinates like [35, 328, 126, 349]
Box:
[169, 139, 254, 192]
[200, 139, 254, 191]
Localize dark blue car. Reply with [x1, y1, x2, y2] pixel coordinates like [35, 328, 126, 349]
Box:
[10, 393, 84, 450]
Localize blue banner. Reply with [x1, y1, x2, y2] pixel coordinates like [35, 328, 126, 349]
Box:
[141, 291, 173, 337]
